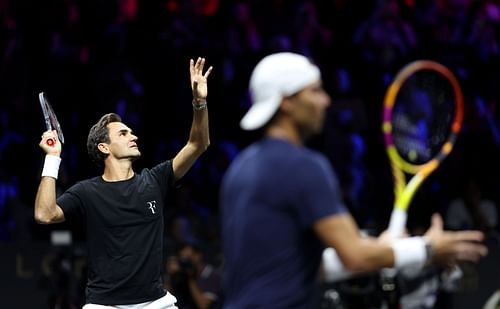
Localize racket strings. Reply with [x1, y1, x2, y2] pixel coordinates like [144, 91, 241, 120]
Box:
[391, 70, 455, 165]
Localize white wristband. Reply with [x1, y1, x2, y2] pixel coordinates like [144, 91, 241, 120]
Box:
[41, 155, 61, 179]
[391, 237, 428, 271]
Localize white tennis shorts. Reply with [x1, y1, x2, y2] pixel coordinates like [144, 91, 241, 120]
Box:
[82, 291, 178, 309]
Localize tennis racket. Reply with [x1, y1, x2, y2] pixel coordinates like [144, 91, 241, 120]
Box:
[39, 92, 65, 146]
[382, 60, 464, 238]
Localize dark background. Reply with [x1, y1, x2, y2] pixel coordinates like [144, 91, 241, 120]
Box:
[0, 0, 499, 308]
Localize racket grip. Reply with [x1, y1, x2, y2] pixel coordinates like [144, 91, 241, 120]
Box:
[388, 208, 407, 239]
[46, 138, 55, 146]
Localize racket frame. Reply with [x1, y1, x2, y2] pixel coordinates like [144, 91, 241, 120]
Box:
[381, 60, 464, 237]
[38, 92, 65, 145]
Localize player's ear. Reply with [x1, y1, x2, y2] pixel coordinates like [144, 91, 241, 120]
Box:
[281, 95, 297, 113]
[97, 143, 110, 154]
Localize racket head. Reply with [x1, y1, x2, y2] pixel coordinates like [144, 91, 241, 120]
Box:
[38, 92, 65, 145]
[382, 60, 464, 176]
[382, 60, 464, 237]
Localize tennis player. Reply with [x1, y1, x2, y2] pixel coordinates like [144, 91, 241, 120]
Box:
[219, 52, 488, 308]
[35, 57, 212, 309]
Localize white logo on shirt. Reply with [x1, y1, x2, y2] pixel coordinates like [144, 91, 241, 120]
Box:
[147, 201, 157, 214]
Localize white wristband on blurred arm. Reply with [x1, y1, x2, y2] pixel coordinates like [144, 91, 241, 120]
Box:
[41, 155, 61, 179]
[391, 236, 428, 271]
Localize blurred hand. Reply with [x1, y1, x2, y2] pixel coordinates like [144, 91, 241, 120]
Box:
[424, 213, 488, 266]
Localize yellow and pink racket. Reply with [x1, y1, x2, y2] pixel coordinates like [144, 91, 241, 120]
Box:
[382, 60, 464, 238]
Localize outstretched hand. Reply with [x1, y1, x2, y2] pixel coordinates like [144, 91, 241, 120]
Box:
[190, 57, 213, 103]
[425, 213, 488, 266]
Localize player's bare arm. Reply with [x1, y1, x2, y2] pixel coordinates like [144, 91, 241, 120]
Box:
[173, 57, 213, 180]
[315, 213, 487, 275]
[314, 213, 395, 272]
[35, 130, 65, 224]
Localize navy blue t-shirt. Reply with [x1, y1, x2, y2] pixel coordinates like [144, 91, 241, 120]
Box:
[220, 138, 348, 309]
[57, 160, 175, 305]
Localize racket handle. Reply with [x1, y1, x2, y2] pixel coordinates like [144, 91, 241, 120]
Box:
[388, 208, 407, 239]
[46, 138, 55, 146]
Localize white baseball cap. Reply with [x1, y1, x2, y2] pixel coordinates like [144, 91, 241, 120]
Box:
[240, 52, 321, 130]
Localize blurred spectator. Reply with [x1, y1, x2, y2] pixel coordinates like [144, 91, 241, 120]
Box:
[398, 263, 463, 309]
[353, 0, 418, 74]
[38, 248, 82, 309]
[423, 0, 474, 67]
[446, 177, 498, 234]
[164, 215, 198, 258]
[397, 224, 464, 309]
[165, 241, 222, 309]
[290, 0, 332, 58]
[224, 1, 262, 59]
[322, 67, 374, 228]
[467, 0, 500, 62]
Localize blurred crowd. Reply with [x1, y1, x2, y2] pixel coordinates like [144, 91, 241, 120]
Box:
[1, 0, 500, 307]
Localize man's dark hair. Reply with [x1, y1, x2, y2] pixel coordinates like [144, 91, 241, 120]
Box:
[87, 113, 122, 167]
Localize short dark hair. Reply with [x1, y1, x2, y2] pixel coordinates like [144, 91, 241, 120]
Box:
[87, 113, 122, 167]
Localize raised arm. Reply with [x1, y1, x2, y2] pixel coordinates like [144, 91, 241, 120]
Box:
[34, 130, 65, 224]
[172, 57, 213, 181]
